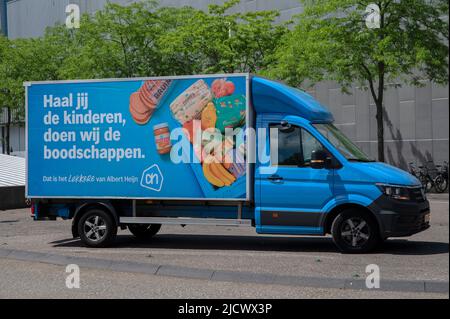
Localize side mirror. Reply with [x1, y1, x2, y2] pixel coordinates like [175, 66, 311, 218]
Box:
[311, 149, 329, 169]
[279, 121, 294, 133]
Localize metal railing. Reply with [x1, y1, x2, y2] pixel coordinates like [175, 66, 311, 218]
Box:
[0, 107, 24, 125]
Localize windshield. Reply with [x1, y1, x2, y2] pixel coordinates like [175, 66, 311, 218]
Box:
[313, 124, 373, 162]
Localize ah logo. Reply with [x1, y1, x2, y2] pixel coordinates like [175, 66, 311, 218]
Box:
[140, 164, 164, 192]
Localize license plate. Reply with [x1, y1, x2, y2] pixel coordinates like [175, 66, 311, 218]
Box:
[424, 213, 431, 223]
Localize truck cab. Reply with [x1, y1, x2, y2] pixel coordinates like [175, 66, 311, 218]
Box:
[253, 77, 430, 253]
[28, 74, 430, 253]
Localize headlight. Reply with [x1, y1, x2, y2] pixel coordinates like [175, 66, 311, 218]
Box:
[377, 184, 411, 201]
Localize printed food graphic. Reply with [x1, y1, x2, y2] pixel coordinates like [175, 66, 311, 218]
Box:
[28, 75, 247, 200]
[140, 80, 172, 107]
[214, 95, 246, 133]
[153, 123, 172, 155]
[201, 102, 217, 130]
[169, 78, 246, 189]
[128, 75, 248, 194]
[170, 80, 212, 124]
[130, 80, 172, 125]
[203, 155, 237, 187]
[211, 78, 235, 98]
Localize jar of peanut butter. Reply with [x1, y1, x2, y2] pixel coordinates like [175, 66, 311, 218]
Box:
[153, 123, 172, 155]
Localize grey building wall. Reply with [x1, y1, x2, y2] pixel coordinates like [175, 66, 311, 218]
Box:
[0, 0, 7, 35]
[3, 0, 449, 168]
[6, 0, 303, 39]
[306, 81, 449, 169]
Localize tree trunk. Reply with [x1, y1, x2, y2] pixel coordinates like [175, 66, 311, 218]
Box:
[375, 101, 385, 162]
[5, 107, 10, 155]
[1, 126, 4, 154]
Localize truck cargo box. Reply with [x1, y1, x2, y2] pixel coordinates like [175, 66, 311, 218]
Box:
[26, 74, 251, 201]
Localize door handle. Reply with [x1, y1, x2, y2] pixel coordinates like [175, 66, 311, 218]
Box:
[268, 175, 283, 181]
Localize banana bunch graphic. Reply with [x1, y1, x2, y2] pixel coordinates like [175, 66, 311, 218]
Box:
[202, 155, 236, 188]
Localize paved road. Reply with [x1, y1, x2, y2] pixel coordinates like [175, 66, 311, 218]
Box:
[0, 198, 448, 299]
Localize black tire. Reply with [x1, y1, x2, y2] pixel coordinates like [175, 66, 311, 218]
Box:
[331, 209, 380, 254]
[128, 224, 161, 240]
[420, 176, 433, 193]
[78, 209, 117, 248]
[434, 175, 448, 193]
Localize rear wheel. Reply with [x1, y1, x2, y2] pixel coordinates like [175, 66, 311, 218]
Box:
[128, 224, 161, 239]
[78, 209, 117, 248]
[331, 209, 380, 254]
[434, 175, 448, 193]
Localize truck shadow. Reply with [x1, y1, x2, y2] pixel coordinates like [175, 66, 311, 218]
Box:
[51, 234, 449, 256]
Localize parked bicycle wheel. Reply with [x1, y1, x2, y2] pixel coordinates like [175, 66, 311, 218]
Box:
[420, 175, 433, 193]
[434, 175, 448, 193]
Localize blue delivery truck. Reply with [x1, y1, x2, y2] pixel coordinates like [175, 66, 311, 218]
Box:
[25, 74, 430, 253]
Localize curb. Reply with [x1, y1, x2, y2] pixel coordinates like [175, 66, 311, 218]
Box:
[1, 248, 448, 294]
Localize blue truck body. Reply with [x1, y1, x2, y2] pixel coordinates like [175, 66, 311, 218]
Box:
[26, 74, 430, 252]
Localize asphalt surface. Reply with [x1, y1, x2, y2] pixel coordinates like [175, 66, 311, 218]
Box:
[0, 196, 448, 299]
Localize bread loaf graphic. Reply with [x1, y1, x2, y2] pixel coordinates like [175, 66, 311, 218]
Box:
[170, 80, 212, 124]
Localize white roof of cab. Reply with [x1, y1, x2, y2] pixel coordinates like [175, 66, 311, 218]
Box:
[0, 154, 25, 187]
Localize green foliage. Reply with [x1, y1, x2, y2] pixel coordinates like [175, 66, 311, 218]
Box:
[50, 1, 202, 79]
[159, 0, 288, 73]
[0, 0, 287, 117]
[0, 0, 448, 155]
[266, 0, 449, 161]
[0, 35, 63, 118]
[267, 0, 449, 91]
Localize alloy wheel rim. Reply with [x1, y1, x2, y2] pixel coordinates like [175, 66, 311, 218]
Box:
[84, 215, 107, 242]
[340, 217, 371, 248]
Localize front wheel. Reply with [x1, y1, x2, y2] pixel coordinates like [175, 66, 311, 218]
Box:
[128, 224, 161, 239]
[331, 210, 380, 254]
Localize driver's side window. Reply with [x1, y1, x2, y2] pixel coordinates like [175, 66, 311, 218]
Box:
[301, 129, 325, 165]
[270, 124, 326, 167]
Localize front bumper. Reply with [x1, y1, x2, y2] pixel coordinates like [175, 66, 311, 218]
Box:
[369, 195, 431, 238]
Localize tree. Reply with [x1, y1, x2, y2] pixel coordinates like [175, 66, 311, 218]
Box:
[266, 0, 449, 162]
[0, 0, 289, 135]
[0, 35, 8, 153]
[0, 36, 61, 119]
[159, 0, 288, 74]
[46, 1, 201, 79]
[0, 34, 65, 153]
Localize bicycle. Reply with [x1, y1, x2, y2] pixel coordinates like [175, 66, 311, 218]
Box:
[409, 162, 428, 191]
[415, 161, 448, 193]
[409, 162, 420, 179]
[434, 161, 448, 193]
